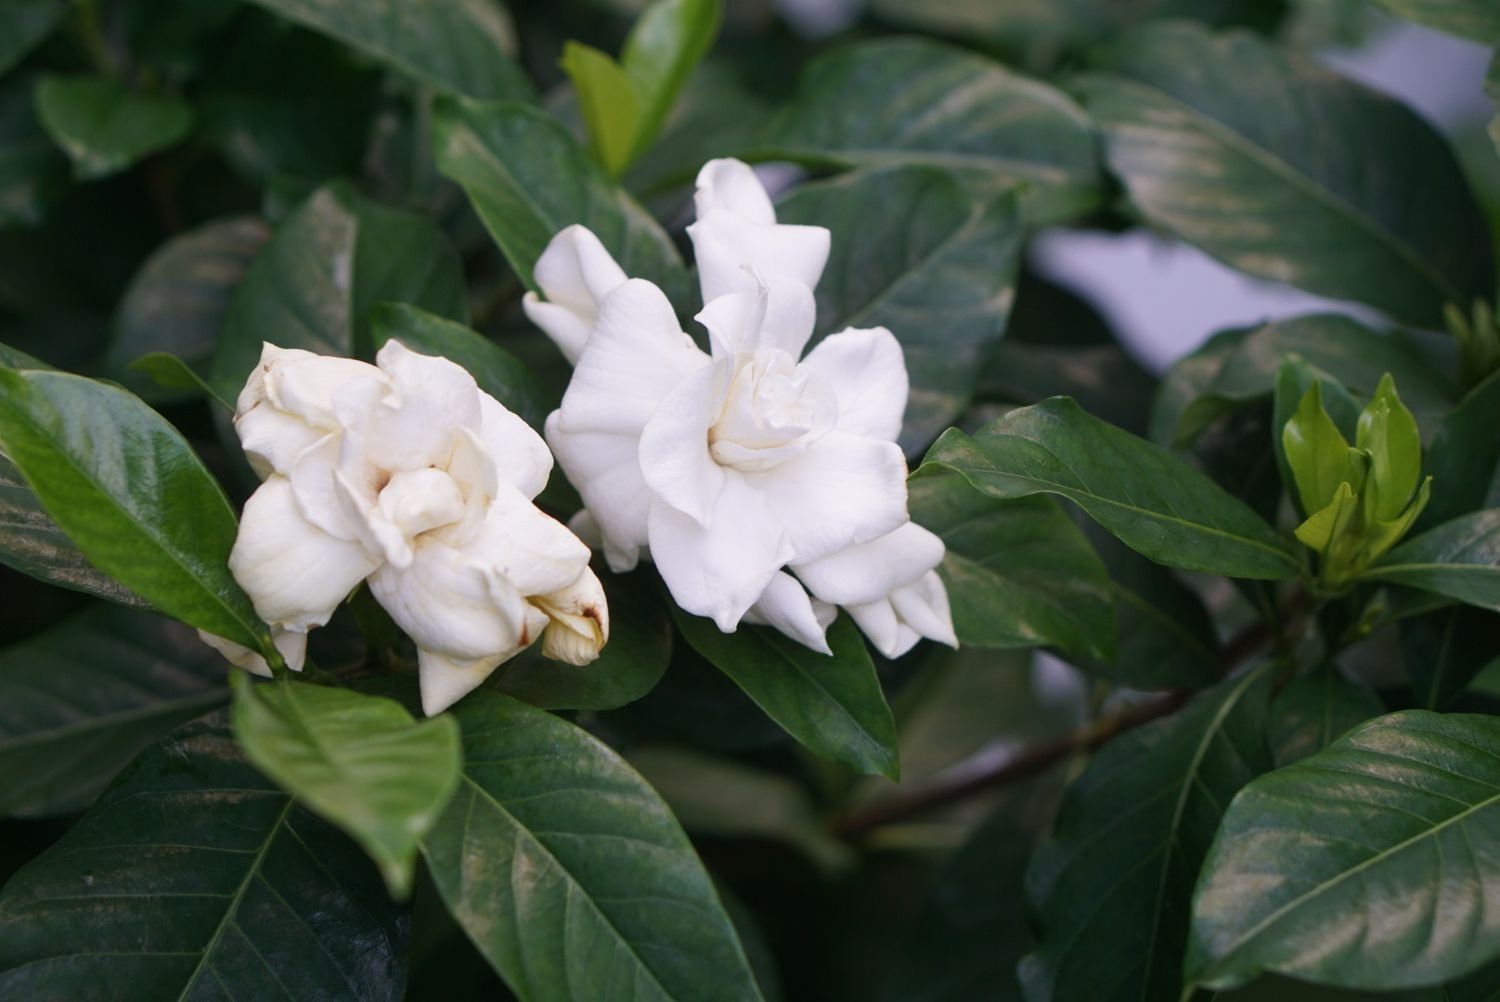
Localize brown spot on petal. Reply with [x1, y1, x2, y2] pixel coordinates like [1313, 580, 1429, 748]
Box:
[519, 623, 530, 646]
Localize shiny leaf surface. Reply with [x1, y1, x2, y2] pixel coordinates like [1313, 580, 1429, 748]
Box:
[1266, 665, 1385, 767]
[1368, 510, 1500, 613]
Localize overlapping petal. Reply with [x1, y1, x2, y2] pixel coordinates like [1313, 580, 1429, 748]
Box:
[522, 224, 629, 363]
[799, 327, 909, 443]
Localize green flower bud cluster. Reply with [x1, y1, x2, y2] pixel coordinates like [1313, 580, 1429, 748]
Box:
[1282, 373, 1430, 592]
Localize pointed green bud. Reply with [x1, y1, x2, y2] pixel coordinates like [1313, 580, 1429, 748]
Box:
[1355, 373, 1422, 523]
[1294, 480, 1359, 554]
[1361, 475, 1433, 564]
[1282, 381, 1365, 518]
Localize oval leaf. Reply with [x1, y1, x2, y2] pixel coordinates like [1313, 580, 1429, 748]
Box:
[0, 715, 410, 1001]
[671, 608, 900, 780]
[1186, 711, 1500, 992]
[0, 367, 270, 652]
[230, 675, 462, 898]
[35, 74, 194, 181]
[1079, 22, 1493, 327]
[918, 397, 1303, 579]
[420, 691, 765, 1002]
[1367, 509, 1500, 613]
[1266, 665, 1385, 767]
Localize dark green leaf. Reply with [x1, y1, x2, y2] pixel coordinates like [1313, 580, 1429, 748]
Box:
[918, 397, 1303, 579]
[1079, 22, 1493, 326]
[908, 469, 1114, 660]
[1489, 52, 1499, 160]
[0, 0, 66, 76]
[978, 339, 1157, 437]
[1367, 510, 1500, 612]
[0, 74, 68, 227]
[432, 97, 690, 302]
[1020, 666, 1274, 1002]
[620, 0, 722, 163]
[0, 368, 270, 652]
[0, 451, 146, 606]
[1401, 606, 1500, 710]
[1421, 370, 1500, 529]
[105, 216, 268, 404]
[34, 75, 193, 181]
[371, 301, 546, 427]
[211, 183, 467, 397]
[231, 675, 462, 898]
[1266, 665, 1385, 767]
[1369, 0, 1500, 42]
[420, 691, 764, 1002]
[1185, 711, 1500, 992]
[0, 714, 409, 1000]
[763, 37, 1102, 223]
[672, 608, 900, 779]
[242, 0, 531, 99]
[1446, 956, 1500, 1001]
[0, 606, 229, 817]
[487, 568, 671, 710]
[127, 352, 232, 410]
[777, 167, 1023, 453]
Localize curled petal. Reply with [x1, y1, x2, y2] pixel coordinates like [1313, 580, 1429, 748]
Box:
[847, 570, 957, 659]
[264, 349, 386, 430]
[523, 225, 628, 363]
[197, 629, 308, 678]
[235, 402, 325, 480]
[756, 430, 909, 563]
[229, 476, 381, 632]
[694, 276, 817, 360]
[688, 209, 830, 305]
[456, 481, 594, 598]
[694, 159, 777, 225]
[369, 340, 482, 470]
[534, 566, 610, 665]
[743, 571, 835, 655]
[638, 360, 729, 526]
[794, 521, 945, 606]
[799, 326, 908, 443]
[648, 476, 793, 632]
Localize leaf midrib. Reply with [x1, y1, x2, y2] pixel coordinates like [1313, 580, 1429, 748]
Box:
[0, 688, 228, 756]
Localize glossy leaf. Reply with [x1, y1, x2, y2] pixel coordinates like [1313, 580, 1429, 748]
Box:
[562, 41, 640, 177]
[1367, 510, 1500, 612]
[1420, 371, 1500, 529]
[211, 183, 467, 397]
[778, 167, 1023, 453]
[672, 608, 900, 779]
[1266, 665, 1385, 767]
[34, 75, 193, 181]
[486, 568, 671, 710]
[371, 302, 546, 427]
[977, 339, 1157, 437]
[432, 97, 690, 303]
[1283, 381, 1363, 518]
[105, 216, 268, 404]
[620, 0, 721, 163]
[0, 606, 228, 817]
[1369, 0, 1500, 42]
[908, 469, 1115, 661]
[243, 0, 531, 99]
[1357, 374, 1423, 522]
[763, 37, 1102, 223]
[1020, 666, 1274, 1002]
[230, 675, 462, 897]
[918, 397, 1303, 579]
[0, 0, 66, 76]
[0, 367, 270, 652]
[1401, 606, 1500, 710]
[420, 691, 765, 1002]
[1185, 711, 1500, 992]
[1079, 22, 1493, 326]
[1272, 357, 1365, 518]
[0, 715, 410, 1000]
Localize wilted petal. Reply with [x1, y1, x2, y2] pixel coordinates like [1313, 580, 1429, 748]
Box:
[368, 340, 481, 470]
[743, 571, 835, 654]
[476, 394, 552, 500]
[794, 521, 945, 606]
[799, 326, 908, 442]
[522, 225, 628, 364]
[638, 360, 729, 526]
[229, 476, 381, 632]
[649, 475, 793, 631]
[196, 628, 308, 677]
[533, 566, 610, 665]
[756, 430, 908, 563]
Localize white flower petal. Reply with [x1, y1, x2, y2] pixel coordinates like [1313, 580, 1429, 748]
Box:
[457, 481, 594, 598]
[235, 402, 325, 480]
[891, 570, 957, 648]
[417, 644, 538, 717]
[196, 628, 307, 677]
[369, 340, 482, 470]
[799, 326, 908, 442]
[794, 521, 945, 606]
[694, 276, 816, 360]
[477, 394, 552, 500]
[688, 208, 830, 304]
[757, 430, 909, 563]
[235, 343, 316, 416]
[266, 351, 386, 429]
[523, 225, 628, 363]
[546, 416, 651, 572]
[287, 432, 370, 543]
[648, 476, 793, 631]
[845, 597, 905, 659]
[743, 571, 835, 654]
[694, 159, 777, 226]
[229, 476, 381, 632]
[638, 359, 729, 526]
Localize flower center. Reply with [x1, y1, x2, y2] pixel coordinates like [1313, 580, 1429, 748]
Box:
[376, 467, 466, 540]
[708, 349, 836, 472]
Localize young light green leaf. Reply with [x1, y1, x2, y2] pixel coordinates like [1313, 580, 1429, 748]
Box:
[672, 608, 900, 779]
[242, 0, 531, 99]
[917, 397, 1303, 580]
[1357, 373, 1422, 522]
[1272, 357, 1363, 516]
[230, 675, 461, 898]
[1282, 381, 1363, 518]
[1020, 666, 1274, 1002]
[420, 691, 765, 1002]
[1266, 665, 1385, 767]
[777, 167, 1023, 453]
[34, 74, 193, 180]
[763, 37, 1102, 224]
[0, 367, 270, 653]
[1365, 509, 1500, 612]
[562, 41, 640, 177]
[1294, 481, 1358, 554]
[0, 715, 410, 1001]
[0, 606, 229, 818]
[1185, 711, 1500, 992]
[432, 96, 690, 303]
[620, 0, 722, 162]
[1079, 22, 1493, 326]
[909, 469, 1115, 661]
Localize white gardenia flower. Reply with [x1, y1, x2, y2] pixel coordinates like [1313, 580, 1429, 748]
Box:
[529, 157, 956, 658]
[202, 340, 609, 715]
